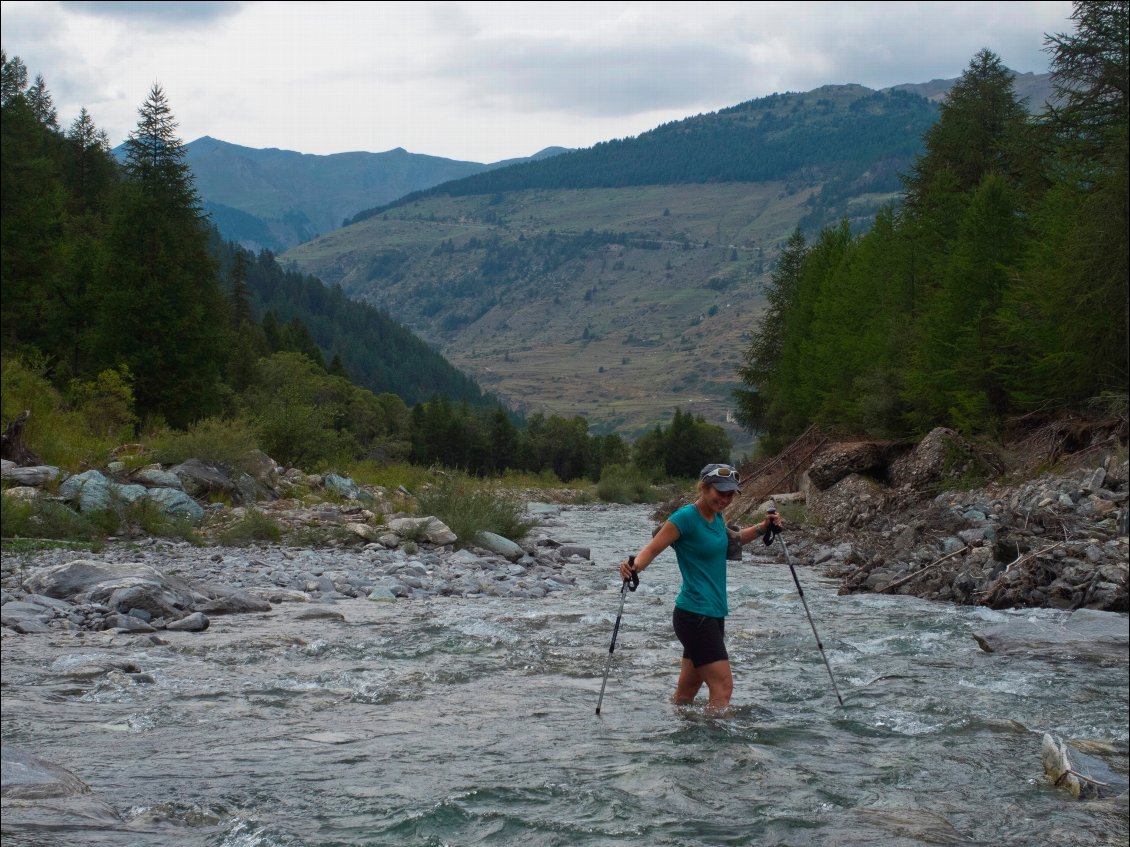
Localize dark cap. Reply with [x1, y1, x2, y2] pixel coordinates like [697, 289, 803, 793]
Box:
[699, 463, 741, 492]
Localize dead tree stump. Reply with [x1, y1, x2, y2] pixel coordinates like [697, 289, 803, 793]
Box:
[1, 410, 42, 466]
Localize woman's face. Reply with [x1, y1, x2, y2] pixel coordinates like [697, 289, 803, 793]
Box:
[703, 484, 735, 510]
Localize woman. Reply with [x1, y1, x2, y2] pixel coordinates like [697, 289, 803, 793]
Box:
[619, 463, 781, 713]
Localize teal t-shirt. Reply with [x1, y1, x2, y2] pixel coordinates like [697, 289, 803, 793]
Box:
[668, 503, 729, 618]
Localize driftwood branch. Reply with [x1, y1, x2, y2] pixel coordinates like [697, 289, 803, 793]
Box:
[878, 546, 968, 593]
[977, 542, 1066, 605]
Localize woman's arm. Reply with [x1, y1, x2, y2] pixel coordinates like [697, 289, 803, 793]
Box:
[619, 521, 681, 579]
[737, 513, 782, 546]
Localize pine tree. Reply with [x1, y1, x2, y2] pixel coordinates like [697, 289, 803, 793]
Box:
[25, 73, 58, 130]
[1044, 0, 1129, 163]
[0, 54, 65, 355]
[0, 50, 29, 106]
[732, 228, 806, 435]
[92, 84, 228, 427]
[902, 49, 1030, 226]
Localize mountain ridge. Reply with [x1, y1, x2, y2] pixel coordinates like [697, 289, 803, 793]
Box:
[180, 137, 570, 252]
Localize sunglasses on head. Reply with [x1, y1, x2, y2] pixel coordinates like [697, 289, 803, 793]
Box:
[707, 466, 739, 482]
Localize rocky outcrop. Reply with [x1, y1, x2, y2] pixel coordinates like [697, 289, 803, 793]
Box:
[772, 428, 1127, 612]
[670, 423, 1125, 612]
[807, 441, 890, 490]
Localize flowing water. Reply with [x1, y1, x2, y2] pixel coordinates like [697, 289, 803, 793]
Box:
[2, 504, 1127, 846]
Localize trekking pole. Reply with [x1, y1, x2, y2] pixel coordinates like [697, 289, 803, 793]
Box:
[596, 555, 639, 716]
[765, 512, 844, 707]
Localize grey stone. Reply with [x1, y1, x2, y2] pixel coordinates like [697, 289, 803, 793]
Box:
[166, 611, 209, 631]
[143, 487, 204, 523]
[475, 531, 524, 560]
[0, 464, 62, 486]
[557, 544, 591, 560]
[133, 467, 183, 489]
[102, 613, 155, 633]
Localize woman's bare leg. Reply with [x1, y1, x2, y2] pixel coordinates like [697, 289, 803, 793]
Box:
[700, 660, 734, 713]
[672, 659, 703, 704]
[673, 658, 733, 711]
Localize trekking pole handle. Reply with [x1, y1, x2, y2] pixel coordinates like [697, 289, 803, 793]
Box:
[625, 555, 639, 591]
[763, 508, 782, 546]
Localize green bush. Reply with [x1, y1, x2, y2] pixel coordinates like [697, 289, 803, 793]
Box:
[117, 499, 202, 543]
[348, 460, 429, 492]
[1, 493, 103, 542]
[596, 464, 659, 504]
[149, 415, 261, 471]
[1, 356, 122, 470]
[217, 508, 283, 546]
[415, 471, 536, 545]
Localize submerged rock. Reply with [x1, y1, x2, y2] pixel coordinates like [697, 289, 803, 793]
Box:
[1041, 733, 1129, 800]
[0, 746, 123, 829]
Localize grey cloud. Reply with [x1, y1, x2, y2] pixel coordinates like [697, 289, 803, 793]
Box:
[435, 38, 758, 118]
[61, 1, 245, 26]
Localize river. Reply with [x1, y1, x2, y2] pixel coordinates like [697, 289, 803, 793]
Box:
[2, 504, 1127, 846]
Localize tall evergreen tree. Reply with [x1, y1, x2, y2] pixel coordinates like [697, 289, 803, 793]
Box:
[0, 53, 65, 355]
[904, 174, 1026, 431]
[92, 84, 228, 427]
[732, 228, 807, 436]
[903, 49, 1030, 212]
[25, 73, 58, 130]
[1044, 0, 1129, 162]
[1001, 0, 1129, 407]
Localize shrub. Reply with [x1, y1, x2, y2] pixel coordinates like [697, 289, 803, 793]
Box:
[217, 509, 283, 546]
[1, 494, 103, 543]
[596, 464, 659, 504]
[149, 415, 261, 471]
[415, 471, 536, 545]
[1, 356, 122, 470]
[117, 499, 202, 543]
[348, 460, 429, 492]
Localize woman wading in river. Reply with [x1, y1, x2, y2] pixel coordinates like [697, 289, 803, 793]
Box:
[619, 463, 781, 713]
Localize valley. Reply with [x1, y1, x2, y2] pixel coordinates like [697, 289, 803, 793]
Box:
[283, 181, 892, 453]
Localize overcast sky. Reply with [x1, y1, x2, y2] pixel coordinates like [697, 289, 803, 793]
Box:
[2, 1, 1076, 163]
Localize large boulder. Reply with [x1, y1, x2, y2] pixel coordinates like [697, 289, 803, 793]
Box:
[132, 466, 183, 489]
[23, 560, 206, 618]
[1, 746, 123, 829]
[386, 516, 457, 546]
[476, 531, 524, 561]
[0, 463, 62, 486]
[806, 473, 887, 529]
[142, 487, 204, 524]
[242, 449, 280, 490]
[170, 458, 239, 501]
[58, 470, 147, 512]
[888, 427, 996, 491]
[323, 473, 360, 500]
[807, 442, 887, 491]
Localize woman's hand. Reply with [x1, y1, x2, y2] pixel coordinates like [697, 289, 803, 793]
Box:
[619, 558, 637, 581]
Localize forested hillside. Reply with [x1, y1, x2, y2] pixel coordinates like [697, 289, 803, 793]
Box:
[5, 51, 716, 482]
[736, 8, 1128, 451]
[208, 237, 489, 406]
[348, 85, 939, 236]
[0, 51, 501, 469]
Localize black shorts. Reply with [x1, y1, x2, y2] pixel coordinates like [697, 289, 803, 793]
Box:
[672, 605, 728, 667]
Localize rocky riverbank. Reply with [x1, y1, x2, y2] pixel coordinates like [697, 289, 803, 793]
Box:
[2, 423, 1127, 640]
[763, 426, 1129, 613]
[0, 500, 610, 636]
